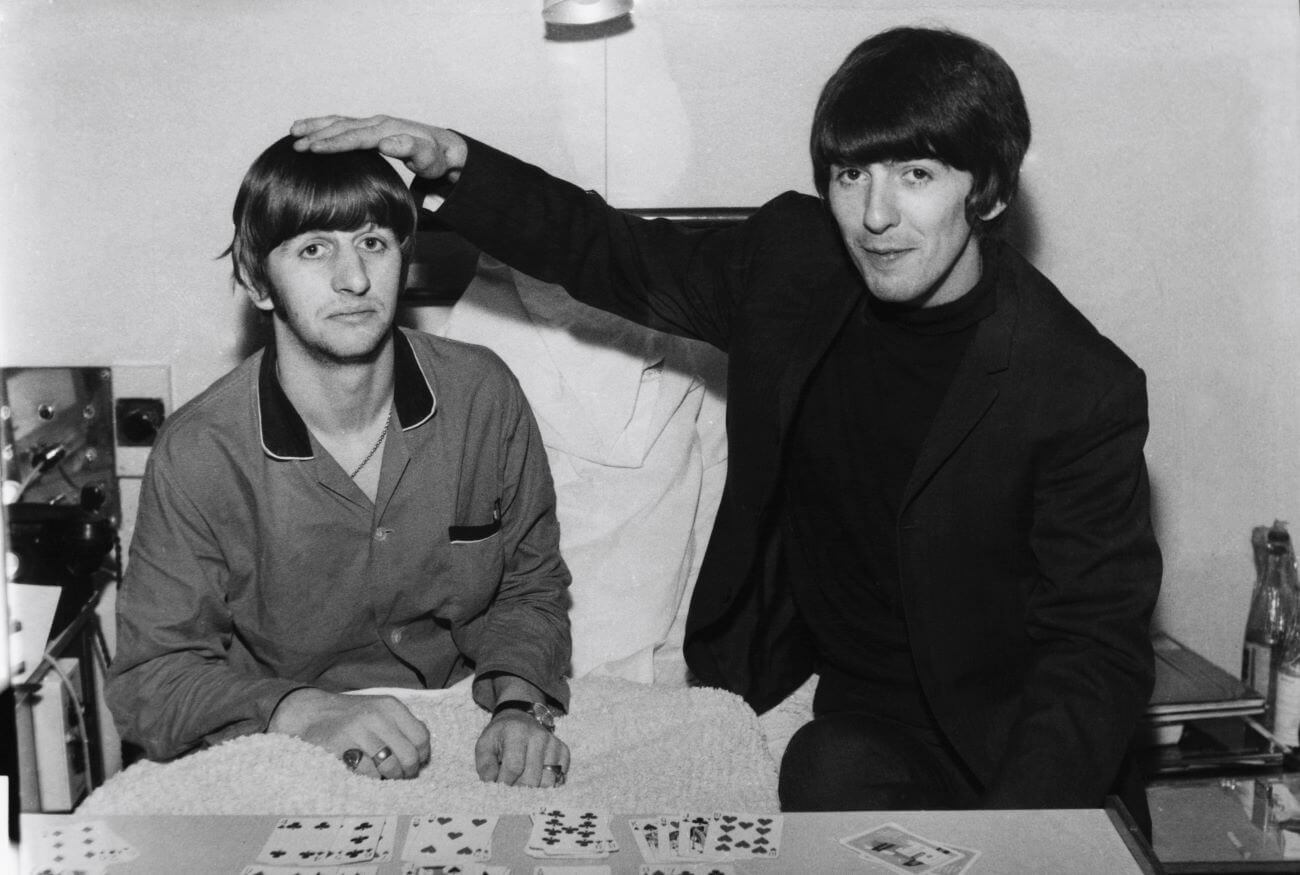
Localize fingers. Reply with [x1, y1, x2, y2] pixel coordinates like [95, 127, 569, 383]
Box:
[373, 133, 444, 175]
[276, 691, 427, 781]
[373, 734, 420, 780]
[289, 115, 347, 137]
[475, 716, 570, 788]
[290, 114, 392, 147]
[287, 114, 467, 181]
[495, 726, 537, 786]
[474, 725, 503, 783]
[381, 697, 432, 767]
[363, 697, 427, 779]
[291, 115, 412, 154]
[539, 736, 571, 789]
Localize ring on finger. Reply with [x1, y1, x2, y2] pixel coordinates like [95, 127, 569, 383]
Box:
[342, 748, 364, 771]
[372, 746, 394, 768]
[543, 763, 567, 786]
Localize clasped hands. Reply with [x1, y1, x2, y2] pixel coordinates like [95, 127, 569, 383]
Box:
[268, 687, 569, 787]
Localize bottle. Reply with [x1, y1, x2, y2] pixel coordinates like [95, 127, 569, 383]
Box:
[1242, 522, 1297, 711]
[1272, 529, 1300, 745]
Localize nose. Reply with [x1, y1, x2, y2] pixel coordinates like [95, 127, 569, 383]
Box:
[862, 176, 899, 234]
[332, 246, 371, 296]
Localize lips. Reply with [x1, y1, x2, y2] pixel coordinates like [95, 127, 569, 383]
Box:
[860, 246, 913, 265]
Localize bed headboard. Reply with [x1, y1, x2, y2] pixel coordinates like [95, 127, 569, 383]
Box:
[402, 207, 756, 305]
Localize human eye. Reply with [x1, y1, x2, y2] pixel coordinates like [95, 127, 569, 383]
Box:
[298, 241, 328, 258]
[902, 165, 934, 184]
[359, 235, 390, 252]
[833, 165, 864, 186]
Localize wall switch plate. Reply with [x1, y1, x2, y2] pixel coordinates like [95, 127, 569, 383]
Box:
[110, 365, 170, 478]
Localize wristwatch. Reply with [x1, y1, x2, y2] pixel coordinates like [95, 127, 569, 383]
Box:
[492, 699, 558, 732]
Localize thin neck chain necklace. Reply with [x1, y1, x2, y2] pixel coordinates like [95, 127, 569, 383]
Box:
[349, 412, 391, 479]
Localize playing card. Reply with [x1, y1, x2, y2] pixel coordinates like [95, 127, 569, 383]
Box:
[257, 817, 340, 865]
[399, 865, 510, 875]
[240, 866, 377, 875]
[317, 816, 387, 864]
[372, 815, 399, 862]
[840, 822, 979, 875]
[679, 812, 716, 859]
[526, 808, 617, 858]
[629, 816, 669, 861]
[28, 820, 139, 873]
[401, 814, 499, 864]
[638, 865, 737, 875]
[703, 812, 782, 859]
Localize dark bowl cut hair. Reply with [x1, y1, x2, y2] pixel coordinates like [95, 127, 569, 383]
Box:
[227, 134, 418, 299]
[810, 27, 1031, 233]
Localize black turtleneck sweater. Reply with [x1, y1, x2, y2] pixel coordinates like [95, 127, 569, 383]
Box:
[782, 261, 997, 732]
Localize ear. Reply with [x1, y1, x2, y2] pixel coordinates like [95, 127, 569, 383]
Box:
[979, 200, 1009, 223]
[244, 283, 276, 313]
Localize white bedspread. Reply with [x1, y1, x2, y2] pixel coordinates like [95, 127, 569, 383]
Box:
[80, 677, 778, 816]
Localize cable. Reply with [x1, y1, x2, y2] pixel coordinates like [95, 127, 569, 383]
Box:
[12, 443, 69, 502]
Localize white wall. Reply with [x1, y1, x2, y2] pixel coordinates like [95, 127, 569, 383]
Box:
[1, 0, 1296, 674]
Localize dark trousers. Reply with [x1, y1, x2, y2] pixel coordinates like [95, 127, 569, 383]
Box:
[778, 710, 981, 811]
[777, 710, 1153, 842]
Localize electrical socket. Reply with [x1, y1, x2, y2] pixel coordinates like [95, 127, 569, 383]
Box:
[111, 365, 171, 478]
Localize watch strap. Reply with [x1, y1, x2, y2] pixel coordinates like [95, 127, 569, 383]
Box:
[492, 699, 556, 731]
[492, 699, 536, 718]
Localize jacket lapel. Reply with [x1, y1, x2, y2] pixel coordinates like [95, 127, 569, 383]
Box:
[775, 254, 864, 434]
[900, 256, 1018, 512]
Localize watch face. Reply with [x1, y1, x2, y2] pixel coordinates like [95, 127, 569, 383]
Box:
[530, 702, 557, 731]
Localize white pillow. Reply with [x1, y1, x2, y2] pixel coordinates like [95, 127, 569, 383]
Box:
[439, 257, 727, 683]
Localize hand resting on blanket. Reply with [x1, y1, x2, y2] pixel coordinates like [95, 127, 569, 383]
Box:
[269, 681, 570, 787]
[269, 689, 431, 780]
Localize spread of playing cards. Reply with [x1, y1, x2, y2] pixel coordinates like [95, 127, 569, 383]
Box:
[237, 814, 503, 875]
[629, 811, 782, 864]
[20, 811, 999, 873]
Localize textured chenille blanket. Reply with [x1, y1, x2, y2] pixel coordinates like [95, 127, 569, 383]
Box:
[81, 677, 780, 816]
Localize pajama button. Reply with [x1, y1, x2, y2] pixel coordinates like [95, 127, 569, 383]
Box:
[374, 527, 390, 541]
[390, 629, 403, 644]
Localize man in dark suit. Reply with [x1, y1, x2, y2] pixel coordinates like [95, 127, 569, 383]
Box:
[293, 25, 1160, 824]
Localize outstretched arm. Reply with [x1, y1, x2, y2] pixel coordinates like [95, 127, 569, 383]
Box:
[288, 113, 745, 349]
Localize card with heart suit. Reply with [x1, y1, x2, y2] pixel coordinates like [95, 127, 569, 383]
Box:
[630, 811, 782, 863]
[700, 812, 783, 860]
[839, 822, 981, 875]
[629, 813, 721, 863]
[400, 814, 499, 865]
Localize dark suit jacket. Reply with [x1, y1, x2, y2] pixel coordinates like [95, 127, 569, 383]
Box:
[439, 138, 1162, 809]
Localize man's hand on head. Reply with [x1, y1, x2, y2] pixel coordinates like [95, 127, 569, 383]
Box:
[268, 688, 431, 780]
[475, 707, 570, 789]
[290, 115, 468, 184]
